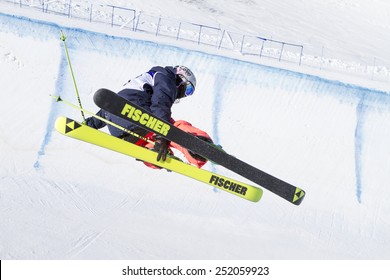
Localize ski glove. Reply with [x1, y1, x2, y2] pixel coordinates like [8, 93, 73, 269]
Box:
[154, 136, 170, 162]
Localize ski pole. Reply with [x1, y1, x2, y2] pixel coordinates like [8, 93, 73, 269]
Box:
[51, 95, 154, 144]
[60, 30, 86, 122]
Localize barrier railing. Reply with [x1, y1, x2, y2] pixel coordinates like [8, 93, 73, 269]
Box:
[6, 0, 304, 65]
[3, 0, 389, 82]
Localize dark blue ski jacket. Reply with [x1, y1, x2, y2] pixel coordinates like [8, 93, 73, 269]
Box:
[85, 66, 178, 138]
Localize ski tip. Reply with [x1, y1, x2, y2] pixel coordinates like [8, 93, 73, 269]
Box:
[93, 88, 115, 107]
[54, 116, 67, 134]
[253, 189, 263, 202]
[55, 116, 82, 135]
[292, 187, 306, 205]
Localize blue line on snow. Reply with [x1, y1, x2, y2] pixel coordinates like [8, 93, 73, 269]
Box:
[33, 49, 67, 169]
[354, 97, 367, 204]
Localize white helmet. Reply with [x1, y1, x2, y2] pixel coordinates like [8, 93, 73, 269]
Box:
[174, 65, 196, 98]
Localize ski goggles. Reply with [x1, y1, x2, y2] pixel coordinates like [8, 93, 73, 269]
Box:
[176, 75, 195, 97]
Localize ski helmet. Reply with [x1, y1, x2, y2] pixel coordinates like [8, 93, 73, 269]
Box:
[174, 65, 196, 98]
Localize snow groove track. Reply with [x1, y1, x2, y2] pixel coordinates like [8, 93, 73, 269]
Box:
[67, 229, 108, 258]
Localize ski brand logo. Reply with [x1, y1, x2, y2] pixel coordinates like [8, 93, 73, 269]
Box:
[209, 175, 248, 196]
[64, 118, 81, 134]
[120, 104, 170, 136]
[293, 188, 305, 203]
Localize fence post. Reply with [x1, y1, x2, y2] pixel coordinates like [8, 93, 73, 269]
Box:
[156, 17, 161, 36]
[111, 6, 114, 27]
[198, 25, 202, 45]
[259, 39, 265, 58]
[68, 0, 71, 18]
[279, 43, 285, 62]
[299, 45, 303, 66]
[218, 30, 225, 49]
[176, 22, 182, 40]
[240, 34, 245, 54]
[89, 3, 92, 22]
[132, 11, 136, 31]
[134, 12, 141, 32]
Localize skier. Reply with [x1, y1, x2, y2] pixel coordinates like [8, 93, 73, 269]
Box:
[85, 65, 213, 169]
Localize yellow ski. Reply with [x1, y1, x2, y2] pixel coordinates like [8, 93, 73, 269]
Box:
[55, 116, 263, 202]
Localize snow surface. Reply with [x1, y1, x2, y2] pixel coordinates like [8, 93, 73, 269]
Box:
[1, 0, 390, 260]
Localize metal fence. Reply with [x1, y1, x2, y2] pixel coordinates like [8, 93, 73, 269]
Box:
[5, 0, 304, 66]
[4, 0, 390, 83]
